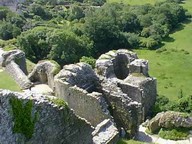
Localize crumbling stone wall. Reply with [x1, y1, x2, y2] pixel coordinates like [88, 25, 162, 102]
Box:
[96, 49, 137, 79]
[101, 79, 142, 137]
[0, 90, 94, 144]
[1, 49, 156, 141]
[2, 50, 32, 89]
[28, 60, 60, 90]
[96, 49, 157, 135]
[54, 63, 111, 127]
[92, 119, 119, 144]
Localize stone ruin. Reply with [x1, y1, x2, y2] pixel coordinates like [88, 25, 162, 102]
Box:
[2, 50, 32, 89]
[0, 49, 157, 143]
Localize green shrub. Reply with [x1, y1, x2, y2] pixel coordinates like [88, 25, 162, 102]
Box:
[153, 93, 192, 115]
[158, 128, 189, 140]
[80, 56, 96, 68]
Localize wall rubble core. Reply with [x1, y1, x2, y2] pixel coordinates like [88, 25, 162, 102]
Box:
[0, 49, 156, 143]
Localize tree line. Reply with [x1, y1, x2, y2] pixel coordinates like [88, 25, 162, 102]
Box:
[0, 0, 189, 65]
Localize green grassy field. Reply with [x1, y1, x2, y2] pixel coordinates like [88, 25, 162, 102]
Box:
[0, 69, 21, 91]
[107, 0, 192, 100]
[0, 60, 35, 91]
[135, 0, 192, 100]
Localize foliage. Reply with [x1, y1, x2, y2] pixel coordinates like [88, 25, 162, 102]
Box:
[67, 4, 85, 21]
[17, 26, 52, 62]
[0, 38, 17, 50]
[47, 29, 93, 65]
[84, 0, 106, 6]
[0, 0, 191, 105]
[18, 26, 92, 65]
[0, 21, 21, 40]
[9, 97, 38, 139]
[0, 7, 25, 40]
[80, 56, 96, 68]
[158, 127, 189, 140]
[47, 97, 68, 108]
[117, 139, 145, 144]
[152, 94, 192, 115]
[83, 5, 128, 55]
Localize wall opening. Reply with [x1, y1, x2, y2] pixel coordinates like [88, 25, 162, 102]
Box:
[113, 54, 129, 80]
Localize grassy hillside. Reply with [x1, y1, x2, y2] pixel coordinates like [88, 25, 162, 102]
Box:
[135, 0, 192, 100]
[107, 0, 192, 100]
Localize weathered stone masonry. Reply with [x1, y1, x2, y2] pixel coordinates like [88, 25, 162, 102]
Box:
[2, 50, 32, 89]
[0, 49, 156, 143]
[0, 90, 94, 144]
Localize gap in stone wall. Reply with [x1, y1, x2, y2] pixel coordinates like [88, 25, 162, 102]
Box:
[113, 54, 129, 80]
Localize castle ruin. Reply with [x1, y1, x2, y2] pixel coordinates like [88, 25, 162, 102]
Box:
[0, 49, 157, 143]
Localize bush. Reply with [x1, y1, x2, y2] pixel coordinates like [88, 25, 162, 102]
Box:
[80, 56, 96, 68]
[140, 37, 159, 49]
[158, 127, 189, 140]
[153, 93, 192, 115]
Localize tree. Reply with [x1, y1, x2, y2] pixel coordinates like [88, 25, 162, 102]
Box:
[0, 6, 9, 20]
[67, 4, 85, 21]
[0, 21, 21, 40]
[17, 27, 52, 62]
[120, 12, 140, 32]
[83, 6, 127, 56]
[47, 30, 93, 65]
[18, 26, 93, 65]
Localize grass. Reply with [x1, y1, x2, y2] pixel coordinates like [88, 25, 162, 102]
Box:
[105, 0, 192, 101]
[26, 59, 36, 73]
[132, 0, 192, 101]
[117, 139, 146, 144]
[158, 128, 190, 140]
[0, 60, 35, 91]
[134, 47, 192, 101]
[107, 0, 165, 5]
[0, 69, 21, 91]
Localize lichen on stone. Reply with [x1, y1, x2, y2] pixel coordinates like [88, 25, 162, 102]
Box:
[9, 97, 38, 139]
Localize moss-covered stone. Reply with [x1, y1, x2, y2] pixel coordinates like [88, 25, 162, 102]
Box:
[131, 73, 146, 78]
[49, 60, 61, 75]
[9, 97, 38, 139]
[47, 97, 70, 123]
[47, 97, 67, 108]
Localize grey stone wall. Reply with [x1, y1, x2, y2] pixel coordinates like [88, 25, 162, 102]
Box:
[28, 60, 60, 90]
[54, 79, 110, 127]
[54, 63, 110, 127]
[95, 49, 157, 137]
[0, 90, 94, 144]
[124, 75, 157, 118]
[96, 49, 138, 79]
[92, 119, 119, 144]
[2, 50, 32, 89]
[101, 80, 142, 137]
[2, 50, 28, 75]
[5, 61, 32, 89]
